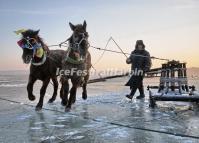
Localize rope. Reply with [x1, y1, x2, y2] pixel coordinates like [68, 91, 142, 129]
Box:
[47, 37, 170, 62]
[90, 45, 170, 61]
[150, 56, 170, 61]
[90, 46, 130, 55]
[48, 44, 68, 48]
[0, 96, 199, 140]
[93, 37, 112, 66]
[110, 37, 128, 58]
[48, 40, 69, 48]
[91, 64, 103, 79]
[90, 37, 169, 61]
[90, 37, 170, 68]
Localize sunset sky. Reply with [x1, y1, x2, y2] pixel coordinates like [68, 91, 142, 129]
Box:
[0, 0, 199, 70]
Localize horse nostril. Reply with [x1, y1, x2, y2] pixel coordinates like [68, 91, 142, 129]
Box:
[25, 55, 32, 62]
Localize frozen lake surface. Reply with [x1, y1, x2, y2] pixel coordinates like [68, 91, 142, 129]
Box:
[0, 71, 199, 143]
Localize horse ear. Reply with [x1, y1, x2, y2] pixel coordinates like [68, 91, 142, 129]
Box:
[69, 22, 75, 31]
[83, 20, 87, 30]
[34, 30, 40, 35]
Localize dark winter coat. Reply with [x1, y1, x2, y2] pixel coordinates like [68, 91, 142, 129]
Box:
[127, 49, 151, 72]
[125, 48, 151, 87]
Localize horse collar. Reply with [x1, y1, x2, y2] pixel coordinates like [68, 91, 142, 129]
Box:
[65, 56, 85, 65]
[31, 52, 47, 66]
[65, 47, 85, 65]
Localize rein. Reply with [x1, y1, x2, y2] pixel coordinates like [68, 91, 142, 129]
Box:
[69, 32, 88, 51]
[22, 38, 41, 55]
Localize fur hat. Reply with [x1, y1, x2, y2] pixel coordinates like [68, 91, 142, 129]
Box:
[135, 40, 145, 49]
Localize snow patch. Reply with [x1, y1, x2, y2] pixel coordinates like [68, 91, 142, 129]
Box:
[41, 136, 56, 141]
[49, 124, 65, 128]
[34, 122, 45, 125]
[65, 130, 80, 136]
[71, 136, 85, 140]
[101, 128, 129, 138]
[30, 127, 42, 130]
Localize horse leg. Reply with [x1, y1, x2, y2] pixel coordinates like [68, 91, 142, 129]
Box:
[60, 84, 64, 101]
[71, 93, 76, 104]
[35, 78, 50, 111]
[61, 77, 69, 106]
[27, 76, 37, 101]
[82, 74, 89, 100]
[71, 78, 78, 104]
[48, 77, 58, 103]
[66, 83, 77, 111]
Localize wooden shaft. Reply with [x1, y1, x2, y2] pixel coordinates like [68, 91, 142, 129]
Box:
[152, 95, 199, 102]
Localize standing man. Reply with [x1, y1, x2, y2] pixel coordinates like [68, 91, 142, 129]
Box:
[125, 40, 151, 99]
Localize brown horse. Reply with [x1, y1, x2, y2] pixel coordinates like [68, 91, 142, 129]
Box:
[18, 29, 66, 110]
[61, 21, 91, 111]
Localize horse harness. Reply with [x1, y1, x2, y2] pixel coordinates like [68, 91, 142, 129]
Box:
[17, 37, 47, 66]
[65, 32, 88, 65]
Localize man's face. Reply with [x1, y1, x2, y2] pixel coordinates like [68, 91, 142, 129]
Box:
[137, 44, 143, 50]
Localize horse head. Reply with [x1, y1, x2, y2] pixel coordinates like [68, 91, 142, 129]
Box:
[17, 29, 45, 64]
[67, 21, 89, 62]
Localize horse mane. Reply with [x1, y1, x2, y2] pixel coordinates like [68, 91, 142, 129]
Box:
[37, 36, 46, 47]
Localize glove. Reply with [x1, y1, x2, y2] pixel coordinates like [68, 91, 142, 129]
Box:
[126, 58, 131, 64]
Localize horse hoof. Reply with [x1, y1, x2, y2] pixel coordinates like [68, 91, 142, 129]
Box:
[82, 92, 87, 100]
[35, 106, 42, 111]
[48, 98, 55, 103]
[61, 100, 67, 106]
[72, 99, 76, 104]
[65, 107, 71, 112]
[28, 95, 36, 101]
[82, 96, 87, 100]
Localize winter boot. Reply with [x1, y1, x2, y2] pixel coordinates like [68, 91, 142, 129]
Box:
[126, 88, 137, 100]
[136, 85, 145, 99]
[136, 94, 145, 99]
